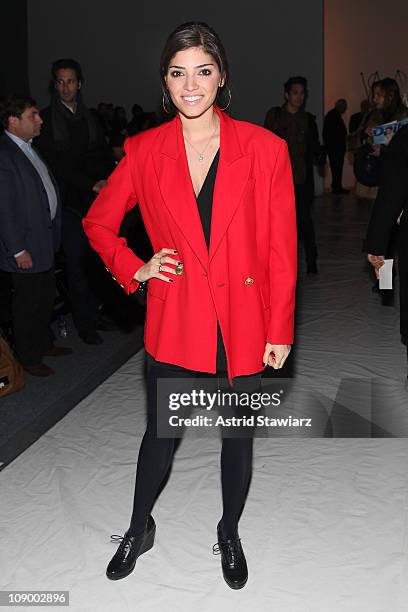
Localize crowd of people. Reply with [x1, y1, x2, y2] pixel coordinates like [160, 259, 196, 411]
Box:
[0, 57, 407, 380]
[0, 59, 158, 377]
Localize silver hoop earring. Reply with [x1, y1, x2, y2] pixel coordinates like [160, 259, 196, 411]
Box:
[218, 86, 231, 111]
[162, 94, 171, 114]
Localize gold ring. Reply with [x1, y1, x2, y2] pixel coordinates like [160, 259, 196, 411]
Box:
[159, 264, 162, 272]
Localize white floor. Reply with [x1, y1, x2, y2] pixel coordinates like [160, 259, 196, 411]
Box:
[2, 195, 408, 611]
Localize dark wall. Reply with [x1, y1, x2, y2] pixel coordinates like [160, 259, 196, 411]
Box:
[0, 0, 29, 97]
[27, 0, 323, 127]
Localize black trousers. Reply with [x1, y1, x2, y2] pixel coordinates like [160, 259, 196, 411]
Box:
[128, 353, 262, 538]
[0, 270, 12, 326]
[294, 183, 318, 265]
[61, 208, 100, 334]
[328, 149, 346, 190]
[10, 268, 55, 366]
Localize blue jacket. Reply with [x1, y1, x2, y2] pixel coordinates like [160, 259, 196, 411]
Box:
[0, 133, 61, 273]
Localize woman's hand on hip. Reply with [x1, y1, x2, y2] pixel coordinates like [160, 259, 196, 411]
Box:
[133, 247, 182, 283]
[263, 343, 291, 369]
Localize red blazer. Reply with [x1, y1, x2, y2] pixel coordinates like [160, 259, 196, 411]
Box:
[83, 106, 297, 383]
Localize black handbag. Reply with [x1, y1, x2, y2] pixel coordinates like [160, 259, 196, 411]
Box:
[353, 144, 383, 187]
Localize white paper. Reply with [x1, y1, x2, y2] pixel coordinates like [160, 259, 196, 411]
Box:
[379, 258, 393, 290]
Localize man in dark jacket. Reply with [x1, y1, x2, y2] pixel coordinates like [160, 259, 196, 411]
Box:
[0, 94, 71, 376]
[264, 76, 322, 273]
[323, 99, 349, 194]
[366, 124, 408, 372]
[36, 59, 116, 344]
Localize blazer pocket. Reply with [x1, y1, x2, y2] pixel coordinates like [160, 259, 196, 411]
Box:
[147, 277, 169, 301]
[259, 280, 270, 309]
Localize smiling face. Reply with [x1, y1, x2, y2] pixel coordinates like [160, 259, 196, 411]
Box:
[164, 46, 224, 118]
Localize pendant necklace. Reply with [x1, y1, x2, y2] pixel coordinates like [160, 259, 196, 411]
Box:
[184, 118, 218, 162]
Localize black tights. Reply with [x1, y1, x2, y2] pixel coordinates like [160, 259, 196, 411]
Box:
[128, 354, 259, 539]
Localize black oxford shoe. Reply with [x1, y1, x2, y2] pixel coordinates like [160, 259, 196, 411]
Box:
[213, 523, 248, 589]
[106, 515, 156, 580]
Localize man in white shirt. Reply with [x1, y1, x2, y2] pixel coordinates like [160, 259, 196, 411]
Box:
[0, 94, 71, 376]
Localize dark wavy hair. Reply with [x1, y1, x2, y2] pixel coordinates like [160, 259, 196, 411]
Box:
[160, 21, 230, 116]
[0, 93, 37, 129]
[371, 77, 405, 121]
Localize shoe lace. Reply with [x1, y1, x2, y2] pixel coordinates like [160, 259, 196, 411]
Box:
[110, 534, 125, 542]
[213, 538, 241, 566]
[110, 534, 131, 557]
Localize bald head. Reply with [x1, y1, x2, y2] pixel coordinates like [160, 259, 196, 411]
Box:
[335, 99, 347, 114]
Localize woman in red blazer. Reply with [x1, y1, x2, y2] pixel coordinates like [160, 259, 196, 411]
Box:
[83, 22, 296, 589]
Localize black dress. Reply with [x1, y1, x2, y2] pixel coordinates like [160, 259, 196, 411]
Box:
[195, 149, 228, 372]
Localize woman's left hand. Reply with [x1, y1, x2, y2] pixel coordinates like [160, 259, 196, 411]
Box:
[263, 343, 291, 369]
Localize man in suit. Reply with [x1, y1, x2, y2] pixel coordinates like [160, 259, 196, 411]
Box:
[35, 59, 116, 345]
[323, 99, 349, 194]
[0, 94, 72, 376]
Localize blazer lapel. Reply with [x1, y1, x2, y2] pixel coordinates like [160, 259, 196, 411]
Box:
[4, 136, 43, 188]
[152, 117, 210, 271]
[209, 107, 252, 261]
[152, 107, 252, 269]
[4, 136, 62, 224]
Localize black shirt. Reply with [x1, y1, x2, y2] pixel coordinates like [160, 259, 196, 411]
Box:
[195, 149, 228, 372]
[146, 149, 228, 373]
